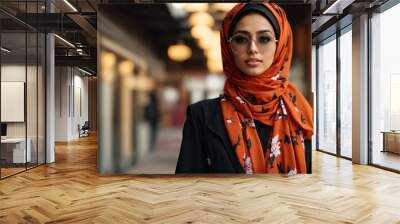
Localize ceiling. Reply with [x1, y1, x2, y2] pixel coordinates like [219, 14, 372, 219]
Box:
[0, 0, 393, 74]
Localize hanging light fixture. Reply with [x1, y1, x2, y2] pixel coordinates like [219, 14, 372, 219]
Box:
[54, 34, 75, 48]
[119, 60, 134, 77]
[188, 11, 214, 27]
[167, 41, 192, 62]
[63, 0, 78, 12]
[211, 3, 236, 12]
[183, 3, 208, 12]
[78, 67, 93, 76]
[190, 24, 213, 40]
[1, 47, 11, 53]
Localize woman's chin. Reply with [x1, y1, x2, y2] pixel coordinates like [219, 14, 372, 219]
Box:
[243, 68, 264, 76]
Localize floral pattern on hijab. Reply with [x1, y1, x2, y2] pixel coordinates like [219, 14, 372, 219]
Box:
[219, 3, 314, 174]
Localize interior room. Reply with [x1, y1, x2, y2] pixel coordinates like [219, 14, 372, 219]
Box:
[0, 1, 399, 223]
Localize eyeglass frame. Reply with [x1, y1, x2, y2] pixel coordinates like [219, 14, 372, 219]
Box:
[227, 33, 278, 53]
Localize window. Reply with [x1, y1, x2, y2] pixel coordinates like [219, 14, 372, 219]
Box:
[371, 2, 400, 171]
[339, 28, 352, 158]
[317, 35, 337, 154]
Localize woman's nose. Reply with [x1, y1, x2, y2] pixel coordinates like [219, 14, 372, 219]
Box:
[248, 39, 259, 54]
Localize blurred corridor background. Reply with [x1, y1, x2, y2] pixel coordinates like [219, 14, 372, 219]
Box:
[96, 3, 312, 173]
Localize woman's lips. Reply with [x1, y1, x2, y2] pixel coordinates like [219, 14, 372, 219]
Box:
[245, 59, 262, 67]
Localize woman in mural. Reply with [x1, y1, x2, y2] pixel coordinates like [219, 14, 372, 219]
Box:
[176, 3, 313, 174]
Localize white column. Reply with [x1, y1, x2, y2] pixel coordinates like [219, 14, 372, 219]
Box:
[352, 14, 369, 164]
[46, 33, 55, 163]
[45, 0, 55, 163]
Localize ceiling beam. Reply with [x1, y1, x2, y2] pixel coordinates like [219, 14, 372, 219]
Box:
[67, 13, 97, 46]
[55, 55, 96, 69]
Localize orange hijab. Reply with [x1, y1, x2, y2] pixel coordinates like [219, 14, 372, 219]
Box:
[219, 3, 313, 174]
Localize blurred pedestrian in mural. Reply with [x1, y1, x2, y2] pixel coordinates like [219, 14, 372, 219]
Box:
[176, 3, 313, 174]
[144, 90, 159, 150]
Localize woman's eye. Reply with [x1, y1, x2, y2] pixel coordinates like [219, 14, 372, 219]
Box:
[233, 36, 249, 44]
[258, 36, 272, 44]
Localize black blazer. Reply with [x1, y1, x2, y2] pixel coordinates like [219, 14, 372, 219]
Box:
[175, 97, 312, 174]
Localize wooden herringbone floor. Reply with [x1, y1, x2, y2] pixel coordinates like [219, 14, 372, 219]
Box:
[1, 133, 400, 223]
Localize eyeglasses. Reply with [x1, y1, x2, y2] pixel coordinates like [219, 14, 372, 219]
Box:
[228, 33, 278, 54]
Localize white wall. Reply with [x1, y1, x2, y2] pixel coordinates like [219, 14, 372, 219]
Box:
[55, 66, 69, 141]
[1, 65, 33, 138]
[55, 67, 89, 141]
[71, 72, 89, 138]
[1, 65, 26, 138]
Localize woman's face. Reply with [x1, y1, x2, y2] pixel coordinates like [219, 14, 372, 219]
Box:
[230, 13, 277, 76]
